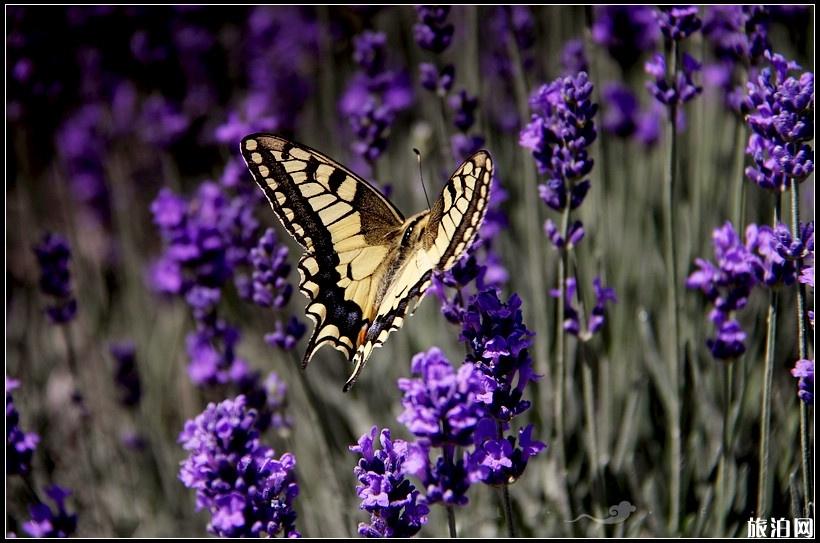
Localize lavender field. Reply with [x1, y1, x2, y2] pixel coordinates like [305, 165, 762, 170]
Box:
[5, 5, 815, 538]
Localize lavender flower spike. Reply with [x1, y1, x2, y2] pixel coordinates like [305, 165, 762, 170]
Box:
[34, 233, 77, 324]
[22, 485, 77, 538]
[350, 426, 429, 537]
[6, 377, 40, 476]
[178, 395, 300, 537]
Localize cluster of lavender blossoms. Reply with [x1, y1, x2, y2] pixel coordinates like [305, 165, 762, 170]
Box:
[150, 178, 294, 433]
[521, 73, 617, 339]
[340, 30, 412, 168]
[351, 293, 546, 531]
[645, 6, 703, 129]
[178, 395, 299, 537]
[687, 221, 812, 360]
[350, 426, 430, 537]
[744, 51, 814, 192]
[702, 6, 771, 112]
[21, 485, 78, 538]
[592, 6, 660, 72]
[33, 233, 77, 324]
[6, 377, 40, 476]
[793, 241, 814, 403]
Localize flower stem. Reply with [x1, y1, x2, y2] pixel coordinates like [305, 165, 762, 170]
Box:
[789, 177, 813, 517]
[715, 362, 733, 535]
[447, 506, 457, 538]
[496, 421, 516, 537]
[756, 193, 781, 518]
[664, 39, 683, 533]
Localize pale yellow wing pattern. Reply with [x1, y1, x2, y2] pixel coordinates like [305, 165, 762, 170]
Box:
[342, 150, 493, 391]
[240, 134, 404, 367]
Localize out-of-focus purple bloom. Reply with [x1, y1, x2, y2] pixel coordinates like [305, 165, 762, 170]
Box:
[265, 316, 307, 352]
[340, 32, 413, 166]
[459, 291, 537, 421]
[602, 83, 639, 137]
[34, 233, 77, 324]
[22, 485, 77, 538]
[550, 276, 616, 340]
[467, 419, 546, 486]
[657, 6, 702, 41]
[402, 440, 471, 506]
[589, 277, 618, 334]
[791, 359, 814, 404]
[243, 7, 318, 135]
[797, 223, 815, 288]
[560, 39, 589, 77]
[414, 6, 454, 54]
[109, 341, 141, 407]
[419, 62, 454, 95]
[233, 369, 293, 434]
[178, 395, 300, 537]
[449, 89, 479, 132]
[186, 320, 248, 387]
[645, 52, 703, 117]
[350, 427, 429, 537]
[398, 348, 487, 447]
[249, 228, 292, 310]
[702, 6, 770, 66]
[636, 105, 663, 147]
[149, 182, 260, 298]
[6, 377, 40, 476]
[592, 6, 660, 71]
[354, 31, 387, 77]
[137, 96, 189, 147]
[744, 52, 815, 191]
[544, 219, 585, 250]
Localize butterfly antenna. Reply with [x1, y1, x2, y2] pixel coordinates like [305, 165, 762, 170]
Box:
[413, 148, 432, 210]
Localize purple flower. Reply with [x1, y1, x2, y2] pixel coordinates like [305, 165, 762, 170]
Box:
[467, 419, 546, 486]
[22, 485, 77, 538]
[350, 427, 429, 537]
[414, 6, 454, 54]
[657, 6, 702, 41]
[686, 222, 779, 359]
[6, 377, 40, 476]
[520, 73, 597, 192]
[560, 39, 589, 77]
[265, 316, 307, 352]
[449, 89, 479, 132]
[398, 348, 487, 447]
[419, 62, 454, 95]
[791, 359, 814, 404]
[354, 31, 387, 77]
[592, 6, 660, 71]
[340, 33, 413, 165]
[645, 52, 703, 117]
[602, 83, 639, 137]
[186, 320, 247, 387]
[248, 228, 292, 310]
[459, 291, 537, 421]
[744, 52, 815, 191]
[402, 441, 471, 506]
[550, 276, 617, 340]
[178, 395, 300, 537]
[702, 6, 770, 66]
[109, 341, 141, 407]
[137, 96, 189, 147]
[34, 233, 77, 324]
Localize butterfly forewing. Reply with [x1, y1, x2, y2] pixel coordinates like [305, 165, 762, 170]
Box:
[241, 134, 404, 366]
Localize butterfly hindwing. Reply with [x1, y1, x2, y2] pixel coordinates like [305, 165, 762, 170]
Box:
[241, 134, 404, 365]
[342, 150, 493, 391]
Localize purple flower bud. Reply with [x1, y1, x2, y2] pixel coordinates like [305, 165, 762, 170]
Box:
[6, 377, 40, 476]
[791, 358, 814, 403]
[34, 233, 77, 324]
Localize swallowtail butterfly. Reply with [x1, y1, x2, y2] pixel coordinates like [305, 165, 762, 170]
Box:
[241, 134, 492, 391]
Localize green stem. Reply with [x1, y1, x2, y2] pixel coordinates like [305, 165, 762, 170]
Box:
[496, 421, 516, 537]
[715, 362, 734, 535]
[789, 177, 813, 517]
[756, 193, 781, 518]
[664, 39, 683, 534]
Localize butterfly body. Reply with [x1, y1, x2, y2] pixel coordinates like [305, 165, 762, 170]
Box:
[241, 134, 492, 391]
